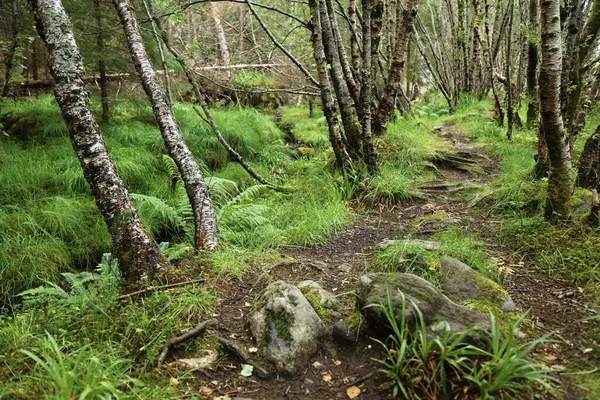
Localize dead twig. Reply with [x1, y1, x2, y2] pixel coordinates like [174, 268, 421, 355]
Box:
[346, 371, 376, 387]
[217, 336, 271, 379]
[156, 320, 211, 367]
[115, 279, 205, 301]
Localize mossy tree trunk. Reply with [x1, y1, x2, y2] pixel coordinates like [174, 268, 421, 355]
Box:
[112, 0, 218, 251]
[539, 0, 573, 222]
[373, 0, 419, 135]
[1, 0, 18, 101]
[315, 0, 362, 159]
[307, 0, 352, 171]
[360, 0, 377, 174]
[28, 0, 164, 283]
[526, 0, 539, 128]
[577, 126, 600, 190]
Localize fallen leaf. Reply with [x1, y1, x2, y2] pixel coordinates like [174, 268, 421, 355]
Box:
[322, 373, 333, 382]
[346, 386, 361, 399]
[583, 348, 593, 354]
[248, 347, 258, 353]
[212, 396, 231, 400]
[544, 355, 557, 362]
[199, 386, 213, 394]
[334, 360, 342, 366]
[169, 377, 180, 386]
[312, 361, 323, 369]
[240, 364, 254, 377]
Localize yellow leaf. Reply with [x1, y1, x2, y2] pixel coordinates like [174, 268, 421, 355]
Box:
[169, 377, 180, 386]
[199, 386, 213, 394]
[322, 373, 332, 382]
[334, 360, 342, 366]
[346, 386, 361, 399]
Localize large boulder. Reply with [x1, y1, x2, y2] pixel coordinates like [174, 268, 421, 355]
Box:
[249, 281, 327, 375]
[356, 273, 489, 337]
[440, 256, 515, 312]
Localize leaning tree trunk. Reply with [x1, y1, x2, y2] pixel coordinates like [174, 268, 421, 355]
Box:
[28, 0, 164, 283]
[373, 0, 419, 135]
[112, 0, 218, 251]
[539, 0, 572, 222]
[315, 0, 362, 158]
[307, 0, 352, 171]
[526, 0, 539, 128]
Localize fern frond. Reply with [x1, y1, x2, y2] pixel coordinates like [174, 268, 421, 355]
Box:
[162, 154, 180, 190]
[130, 193, 185, 232]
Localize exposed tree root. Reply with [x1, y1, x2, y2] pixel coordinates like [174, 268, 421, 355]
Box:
[156, 320, 211, 367]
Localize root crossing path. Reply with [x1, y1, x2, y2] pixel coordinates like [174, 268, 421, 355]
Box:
[204, 121, 595, 399]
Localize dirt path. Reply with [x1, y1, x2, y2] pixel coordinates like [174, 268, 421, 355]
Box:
[194, 121, 595, 399]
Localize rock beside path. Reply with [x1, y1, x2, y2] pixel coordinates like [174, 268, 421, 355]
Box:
[356, 273, 489, 339]
[440, 256, 515, 312]
[249, 281, 327, 375]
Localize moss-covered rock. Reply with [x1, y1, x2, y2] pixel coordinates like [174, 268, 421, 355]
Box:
[297, 280, 339, 322]
[248, 281, 327, 375]
[440, 256, 515, 312]
[356, 273, 489, 339]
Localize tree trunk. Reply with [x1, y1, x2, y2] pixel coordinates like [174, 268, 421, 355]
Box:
[577, 126, 600, 190]
[506, 0, 514, 140]
[28, 0, 164, 283]
[570, 67, 600, 149]
[373, 0, 419, 135]
[539, 0, 572, 222]
[94, 0, 110, 122]
[307, 0, 352, 171]
[315, 0, 362, 158]
[112, 0, 218, 251]
[210, 2, 231, 67]
[526, 0, 539, 128]
[361, 0, 377, 173]
[1, 0, 18, 101]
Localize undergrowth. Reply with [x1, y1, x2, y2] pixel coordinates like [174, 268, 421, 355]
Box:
[370, 291, 557, 399]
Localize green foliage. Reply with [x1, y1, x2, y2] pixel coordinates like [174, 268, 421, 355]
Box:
[279, 106, 329, 147]
[19, 333, 137, 400]
[370, 291, 557, 399]
[369, 242, 442, 286]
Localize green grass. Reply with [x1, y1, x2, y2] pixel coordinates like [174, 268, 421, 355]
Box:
[370, 290, 557, 399]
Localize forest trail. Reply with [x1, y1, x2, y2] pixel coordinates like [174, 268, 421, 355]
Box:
[207, 121, 595, 399]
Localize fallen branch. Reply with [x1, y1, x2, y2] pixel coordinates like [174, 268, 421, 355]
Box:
[115, 279, 205, 301]
[157, 320, 211, 367]
[217, 336, 271, 379]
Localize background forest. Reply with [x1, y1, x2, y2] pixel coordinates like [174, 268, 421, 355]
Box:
[1, 0, 600, 399]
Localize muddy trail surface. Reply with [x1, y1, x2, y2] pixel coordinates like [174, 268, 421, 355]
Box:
[186, 121, 596, 399]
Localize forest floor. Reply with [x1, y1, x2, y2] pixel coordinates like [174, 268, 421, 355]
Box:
[191, 120, 599, 399]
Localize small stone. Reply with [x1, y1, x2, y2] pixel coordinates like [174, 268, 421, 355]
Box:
[331, 311, 342, 319]
[337, 263, 353, 273]
[304, 378, 314, 385]
[332, 320, 359, 343]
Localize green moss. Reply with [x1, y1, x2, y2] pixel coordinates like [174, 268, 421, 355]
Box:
[466, 270, 508, 305]
[302, 291, 333, 322]
[265, 309, 294, 344]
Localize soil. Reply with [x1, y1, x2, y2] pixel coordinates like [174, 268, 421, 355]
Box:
[184, 121, 598, 400]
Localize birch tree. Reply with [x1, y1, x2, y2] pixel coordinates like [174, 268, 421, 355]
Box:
[28, 0, 164, 283]
[539, 0, 572, 221]
[112, 0, 218, 251]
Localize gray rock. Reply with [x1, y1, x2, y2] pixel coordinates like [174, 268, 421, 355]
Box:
[376, 239, 442, 251]
[332, 320, 360, 344]
[297, 280, 340, 310]
[357, 273, 489, 338]
[440, 257, 515, 312]
[249, 281, 327, 375]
